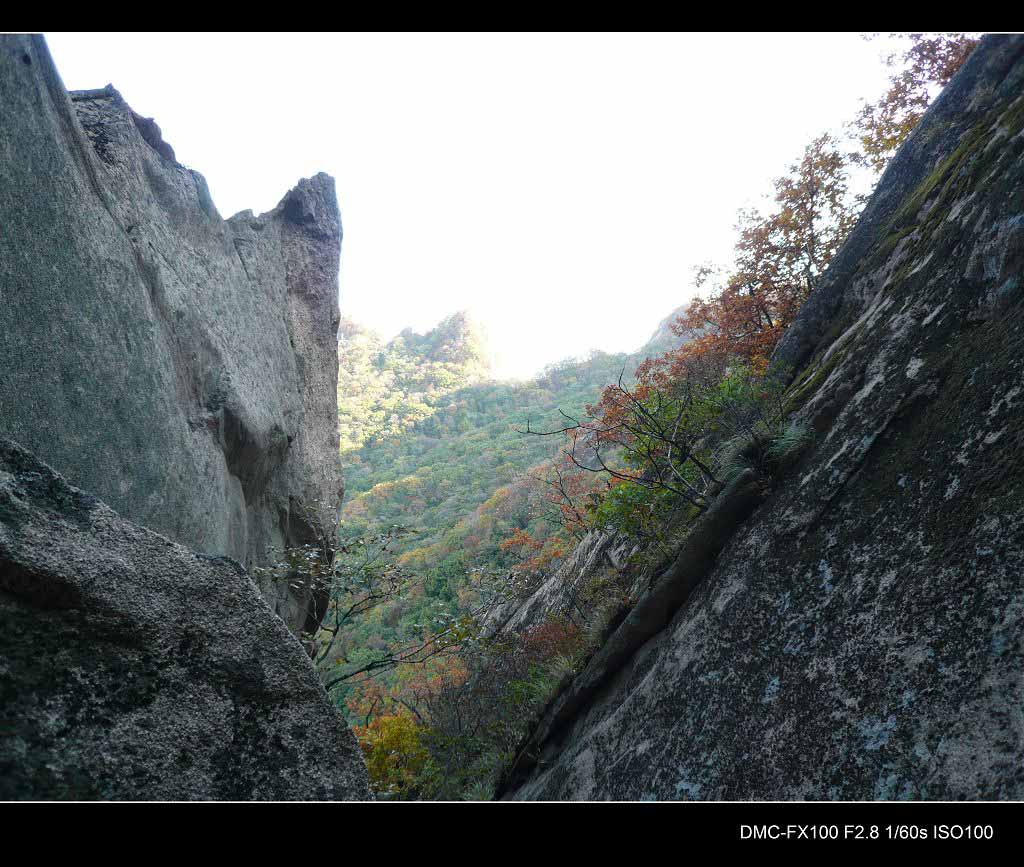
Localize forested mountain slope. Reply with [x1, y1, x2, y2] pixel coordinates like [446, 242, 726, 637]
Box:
[329, 311, 681, 691]
[321, 33, 997, 802]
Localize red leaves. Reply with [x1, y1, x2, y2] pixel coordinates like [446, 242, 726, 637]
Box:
[521, 620, 583, 663]
[499, 527, 544, 553]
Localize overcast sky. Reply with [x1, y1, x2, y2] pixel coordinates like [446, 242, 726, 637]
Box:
[44, 32, 897, 379]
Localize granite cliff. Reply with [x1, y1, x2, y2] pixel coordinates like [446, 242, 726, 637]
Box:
[0, 441, 368, 799]
[500, 33, 1024, 800]
[0, 35, 342, 635]
[0, 35, 368, 799]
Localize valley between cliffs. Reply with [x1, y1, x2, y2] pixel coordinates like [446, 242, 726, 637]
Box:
[3, 31, 1024, 805]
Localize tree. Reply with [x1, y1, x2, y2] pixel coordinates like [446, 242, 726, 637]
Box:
[255, 526, 476, 691]
[352, 711, 431, 800]
[346, 617, 584, 800]
[675, 134, 859, 372]
[853, 33, 980, 173]
[529, 454, 604, 542]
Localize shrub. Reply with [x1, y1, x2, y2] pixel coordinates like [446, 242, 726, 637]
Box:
[354, 711, 431, 800]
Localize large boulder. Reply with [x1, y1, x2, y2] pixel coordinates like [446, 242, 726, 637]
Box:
[0, 35, 343, 634]
[0, 439, 369, 800]
[502, 34, 1024, 800]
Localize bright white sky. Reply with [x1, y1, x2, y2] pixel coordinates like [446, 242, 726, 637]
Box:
[44, 32, 898, 379]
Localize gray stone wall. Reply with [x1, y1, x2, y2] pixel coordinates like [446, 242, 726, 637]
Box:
[0, 35, 344, 634]
[0, 440, 368, 799]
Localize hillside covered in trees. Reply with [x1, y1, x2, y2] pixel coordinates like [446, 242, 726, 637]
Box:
[324, 309, 680, 703]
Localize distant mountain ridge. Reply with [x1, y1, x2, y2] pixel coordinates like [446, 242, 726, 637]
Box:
[337, 311, 491, 456]
[640, 304, 689, 356]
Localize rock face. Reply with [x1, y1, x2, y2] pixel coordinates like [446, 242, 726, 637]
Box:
[483, 531, 644, 637]
[0, 440, 369, 800]
[0, 35, 343, 634]
[502, 34, 1024, 800]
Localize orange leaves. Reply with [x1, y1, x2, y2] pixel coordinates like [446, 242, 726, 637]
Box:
[346, 677, 392, 722]
[528, 451, 604, 540]
[499, 527, 543, 553]
[500, 525, 571, 575]
[633, 133, 859, 386]
[400, 653, 469, 698]
[855, 33, 980, 173]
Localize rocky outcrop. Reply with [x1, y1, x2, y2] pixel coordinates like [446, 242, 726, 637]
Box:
[501, 34, 1024, 800]
[0, 35, 343, 634]
[0, 440, 369, 800]
[483, 531, 643, 637]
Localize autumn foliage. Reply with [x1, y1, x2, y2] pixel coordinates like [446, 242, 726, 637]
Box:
[337, 32, 984, 801]
[353, 712, 430, 799]
[522, 620, 583, 662]
[854, 33, 980, 173]
[525, 34, 984, 551]
[672, 134, 859, 372]
[346, 617, 583, 799]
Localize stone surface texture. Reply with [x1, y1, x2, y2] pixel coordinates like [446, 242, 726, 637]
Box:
[503, 34, 1024, 800]
[0, 440, 369, 800]
[0, 35, 343, 634]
